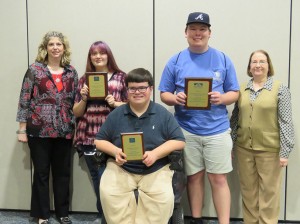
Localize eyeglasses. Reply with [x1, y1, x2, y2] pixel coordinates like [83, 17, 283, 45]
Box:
[251, 60, 268, 65]
[127, 86, 150, 93]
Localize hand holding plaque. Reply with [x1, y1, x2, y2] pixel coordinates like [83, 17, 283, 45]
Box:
[86, 72, 108, 100]
[121, 132, 144, 161]
[185, 78, 212, 110]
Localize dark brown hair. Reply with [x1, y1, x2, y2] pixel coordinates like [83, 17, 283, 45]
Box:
[125, 68, 153, 87]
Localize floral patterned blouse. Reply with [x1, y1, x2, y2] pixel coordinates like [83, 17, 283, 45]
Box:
[16, 62, 78, 139]
[74, 72, 128, 146]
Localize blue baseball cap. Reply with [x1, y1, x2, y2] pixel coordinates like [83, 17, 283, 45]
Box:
[186, 12, 211, 27]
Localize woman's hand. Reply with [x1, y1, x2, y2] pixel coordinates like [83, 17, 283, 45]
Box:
[18, 133, 28, 143]
[279, 157, 288, 167]
[80, 84, 89, 102]
[105, 94, 116, 108]
[17, 122, 27, 143]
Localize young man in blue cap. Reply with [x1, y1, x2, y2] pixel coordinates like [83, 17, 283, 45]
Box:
[159, 12, 240, 224]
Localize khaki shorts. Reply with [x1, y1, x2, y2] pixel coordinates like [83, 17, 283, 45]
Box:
[182, 128, 233, 175]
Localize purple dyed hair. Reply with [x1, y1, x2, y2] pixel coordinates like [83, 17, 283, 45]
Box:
[85, 41, 123, 73]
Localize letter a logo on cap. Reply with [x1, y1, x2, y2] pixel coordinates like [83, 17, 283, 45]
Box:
[187, 12, 211, 26]
[195, 14, 204, 21]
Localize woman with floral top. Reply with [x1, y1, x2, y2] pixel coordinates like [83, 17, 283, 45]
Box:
[73, 41, 127, 223]
[16, 31, 78, 224]
[230, 50, 295, 224]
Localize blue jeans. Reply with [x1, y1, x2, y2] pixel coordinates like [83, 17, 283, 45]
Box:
[79, 145, 105, 217]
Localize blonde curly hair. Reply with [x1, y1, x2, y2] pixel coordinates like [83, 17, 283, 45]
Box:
[36, 31, 71, 67]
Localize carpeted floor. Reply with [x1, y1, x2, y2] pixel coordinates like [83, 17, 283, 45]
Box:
[0, 211, 99, 224]
[0, 210, 296, 224]
[0, 210, 242, 224]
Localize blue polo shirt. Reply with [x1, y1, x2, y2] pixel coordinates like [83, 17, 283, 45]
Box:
[95, 101, 185, 174]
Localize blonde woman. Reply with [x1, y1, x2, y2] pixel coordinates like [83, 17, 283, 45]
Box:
[16, 31, 78, 224]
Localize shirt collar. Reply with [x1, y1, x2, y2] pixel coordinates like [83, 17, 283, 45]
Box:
[124, 101, 156, 118]
[245, 77, 274, 91]
[39, 62, 72, 73]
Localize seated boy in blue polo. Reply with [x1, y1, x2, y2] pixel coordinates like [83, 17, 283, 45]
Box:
[94, 68, 185, 224]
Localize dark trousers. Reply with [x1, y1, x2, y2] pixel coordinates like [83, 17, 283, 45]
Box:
[79, 145, 105, 217]
[28, 136, 72, 219]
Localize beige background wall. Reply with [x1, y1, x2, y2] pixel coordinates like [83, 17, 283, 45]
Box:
[0, 0, 298, 221]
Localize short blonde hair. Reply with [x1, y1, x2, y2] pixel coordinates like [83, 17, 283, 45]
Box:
[36, 31, 71, 67]
[247, 50, 274, 77]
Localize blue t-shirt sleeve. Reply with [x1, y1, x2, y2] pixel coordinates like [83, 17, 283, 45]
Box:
[223, 55, 240, 92]
[159, 56, 177, 93]
[164, 108, 185, 141]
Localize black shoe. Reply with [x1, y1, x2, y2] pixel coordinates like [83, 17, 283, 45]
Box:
[59, 217, 72, 224]
[190, 217, 204, 224]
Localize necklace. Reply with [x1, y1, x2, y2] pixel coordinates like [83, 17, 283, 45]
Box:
[51, 73, 63, 92]
[52, 73, 62, 83]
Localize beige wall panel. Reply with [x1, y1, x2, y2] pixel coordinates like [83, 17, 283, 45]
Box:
[27, 0, 153, 76]
[26, 0, 153, 212]
[29, 0, 153, 76]
[155, 0, 291, 220]
[0, 0, 31, 209]
[69, 153, 98, 212]
[286, 0, 300, 221]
